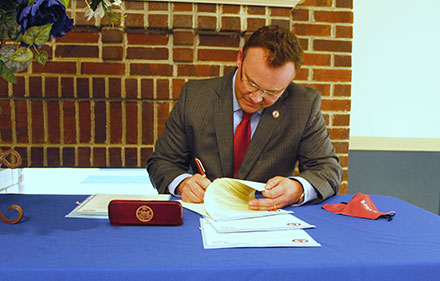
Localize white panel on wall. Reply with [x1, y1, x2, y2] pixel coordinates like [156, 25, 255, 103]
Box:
[351, 0, 440, 140]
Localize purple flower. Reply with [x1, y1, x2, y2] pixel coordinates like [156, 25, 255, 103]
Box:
[15, 0, 73, 38]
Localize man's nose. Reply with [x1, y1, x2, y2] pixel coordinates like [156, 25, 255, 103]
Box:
[248, 91, 263, 103]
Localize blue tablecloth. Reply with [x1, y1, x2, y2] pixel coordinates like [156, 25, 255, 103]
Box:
[1, 194, 440, 281]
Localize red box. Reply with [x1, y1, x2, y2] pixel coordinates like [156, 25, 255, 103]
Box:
[108, 200, 183, 226]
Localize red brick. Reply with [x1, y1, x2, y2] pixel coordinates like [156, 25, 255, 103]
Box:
[294, 23, 331, 37]
[300, 0, 332, 6]
[55, 45, 99, 58]
[247, 6, 265, 15]
[47, 147, 60, 167]
[130, 63, 173, 76]
[334, 84, 351, 97]
[173, 48, 193, 62]
[93, 147, 106, 167]
[298, 38, 309, 51]
[336, 0, 353, 9]
[173, 15, 193, 28]
[109, 147, 122, 167]
[292, 9, 309, 21]
[247, 18, 266, 32]
[125, 1, 144, 10]
[197, 3, 216, 12]
[55, 31, 99, 44]
[62, 147, 75, 166]
[0, 79, 8, 97]
[294, 68, 309, 81]
[82, 62, 125, 75]
[77, 77, 90, 98]
[199, 34, 240, 47]
[45, 77, 59, 97]
[221, 16, 241, 32]
[127, 33, 169, 45]
[30, 147, 44, 166]
[63, 100, 76, 144]
[109, 78, 122, 98]
[125, 102, 138, 144]
[339, 155, 349, 167]
[0, 101, 12, 142]
[102, 29, 123, 43]
[157, 102, 170, 136]
[335, 55, 351, 67]
[178, 64, 220, 77]
[94, 101, 107, 143]
[14, 100, 28, 143]
[313, 69, 351, 82]
[332, 114, 350, 126]
[140, 147, 153, 165]
[321, 99, 351, 111]
[93, 78, 105, 98]
[157, 79, 169, 99]
[173, 3, 193, 11]
[126, 47, 169, 60]
[110, 102, 122, 144]
[14, 147, 28, 167]
[33, 61, 76, 74]
[31, 101, 44, 143]
[78, 101, 91, 143]
[141, 102, 154, 144]
[222, 5, 240, 14]
[141, 79, 154, 99]
[198, 16, 217, 30]
[314, 39, 352, 52]
[28, 76, 42, 97]
[149, 2, 168, 11]
[78, 147, 91, 167]
[125, 13, 144, 28]
[314, 11, 353, 23]
[125, 147, 138, 167]
[336, 26, 353, 38]
[12, 77, 25, 97]
[172, 79, 185, 99]
[198, 49, 237, 62]
[300, 83, 331, 96]
[61, 77, 74, 98]
[271, 19, 290, 31]
[103, 46, 123, 60]
[328, 128, 349, 140]
[125, 78, 138, 99]
[332, 141, 349, 154]
[270, 7, 291, 17]
[173, 31, 194, 46]
[303, 53, 331, 66]
[47, 101, 60, 143]
[148, 14, 169, 29]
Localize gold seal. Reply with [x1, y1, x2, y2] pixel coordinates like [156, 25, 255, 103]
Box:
[136, 205, 154, 222]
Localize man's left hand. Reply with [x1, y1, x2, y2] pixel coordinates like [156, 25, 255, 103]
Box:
[248, 176, 304, 210]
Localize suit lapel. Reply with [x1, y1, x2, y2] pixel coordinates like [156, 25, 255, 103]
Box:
[214, 73, 235, 177]
[238, 94, 289, 179]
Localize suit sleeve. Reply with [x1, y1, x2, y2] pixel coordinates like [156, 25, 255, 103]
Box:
[296, 90, 343, 202]
[146, 83, 191, 194]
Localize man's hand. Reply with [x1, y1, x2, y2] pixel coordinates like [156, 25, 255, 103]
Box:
[176, 174, 211, 203]
[248, 176, 304, 210]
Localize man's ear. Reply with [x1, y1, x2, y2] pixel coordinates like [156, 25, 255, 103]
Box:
[236, 48, 244, 67]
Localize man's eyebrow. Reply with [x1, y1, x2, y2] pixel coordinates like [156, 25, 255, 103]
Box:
[244, 71, 282, 92]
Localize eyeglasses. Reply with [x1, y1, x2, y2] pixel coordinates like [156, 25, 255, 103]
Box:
[239, 58, 284, 99]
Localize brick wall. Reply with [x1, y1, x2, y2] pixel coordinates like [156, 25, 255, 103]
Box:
[0, 0, 352, 193]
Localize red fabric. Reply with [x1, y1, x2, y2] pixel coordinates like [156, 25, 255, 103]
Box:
[234, 112, 252, 178]
[322, 193, 396, 220]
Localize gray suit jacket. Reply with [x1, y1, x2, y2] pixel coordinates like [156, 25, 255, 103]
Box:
[146, 71, 342, 203]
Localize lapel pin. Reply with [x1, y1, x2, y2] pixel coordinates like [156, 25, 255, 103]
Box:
[272, 110, 280, 119]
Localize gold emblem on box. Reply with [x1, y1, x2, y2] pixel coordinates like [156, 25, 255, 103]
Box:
[136, 205, 154, 222]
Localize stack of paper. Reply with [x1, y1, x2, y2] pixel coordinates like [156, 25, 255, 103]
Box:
[181, 178, 321, 249]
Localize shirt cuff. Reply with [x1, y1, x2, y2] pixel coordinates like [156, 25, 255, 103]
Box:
[290, 176, 318, 206]
[168, 173, 192, 196]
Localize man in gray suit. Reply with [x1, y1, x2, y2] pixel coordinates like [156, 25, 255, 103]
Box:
[147, 25, 342, 210]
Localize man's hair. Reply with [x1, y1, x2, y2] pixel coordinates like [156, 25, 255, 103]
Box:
[243, 25, 304, 72]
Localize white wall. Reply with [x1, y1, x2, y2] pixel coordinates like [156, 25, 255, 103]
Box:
[351, 0, 440, 139]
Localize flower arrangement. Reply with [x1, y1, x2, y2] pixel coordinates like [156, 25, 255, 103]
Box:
[0, 0, 122, 84]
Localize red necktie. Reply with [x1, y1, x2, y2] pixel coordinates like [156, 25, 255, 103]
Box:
[234, 112, 252, 178]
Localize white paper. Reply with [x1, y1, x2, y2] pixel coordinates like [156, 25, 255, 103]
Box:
[205, 213, 315, 233]
[65, 194, 171, 219]
[200, 218, 321, 249]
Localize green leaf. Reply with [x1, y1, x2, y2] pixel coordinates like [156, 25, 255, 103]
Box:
[0, 61, 17, 84]
[22, 23, 53, 46]
[9, 47, 33, 63]
[60, 0, 70, 8]
[35, 51, 49, 66]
